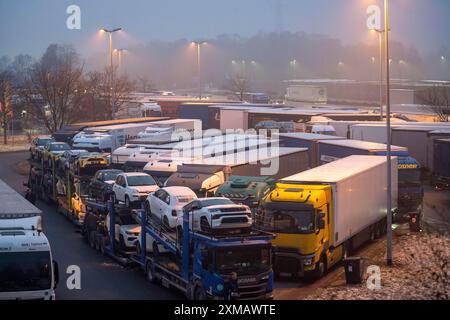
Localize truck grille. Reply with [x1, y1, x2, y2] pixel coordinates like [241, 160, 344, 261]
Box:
[237, 275, 269, 300]
[275, 256, 301, 274]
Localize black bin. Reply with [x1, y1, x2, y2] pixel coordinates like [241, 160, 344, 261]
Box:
[344, 257, 363, 285]
[409, 213, 421, 232]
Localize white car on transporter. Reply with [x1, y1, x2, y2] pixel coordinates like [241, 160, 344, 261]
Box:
[182, 197, 253, 233]
[144, 186, 198, 229]
[112, 172, 159, 207]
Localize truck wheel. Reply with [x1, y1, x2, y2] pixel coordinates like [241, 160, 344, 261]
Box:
[146, 262, 156, 283]
[311, 255, 327, 280]
[125, 195, 130, 208]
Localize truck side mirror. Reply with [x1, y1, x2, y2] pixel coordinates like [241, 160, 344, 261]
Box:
[53, 260, 59, 289]
[318, 219, 325, 229]
[317, 212, 326, 229]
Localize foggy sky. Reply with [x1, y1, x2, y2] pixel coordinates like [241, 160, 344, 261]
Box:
[1, 0, 449, 59]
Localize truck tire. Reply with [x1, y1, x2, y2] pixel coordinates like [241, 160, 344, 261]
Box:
[146, 261, 156, 283]
[125, 195, 130, 208]
[305, 255, 327, 281]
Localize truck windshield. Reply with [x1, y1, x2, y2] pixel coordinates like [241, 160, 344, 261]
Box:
[215, 245, 270, 275]
[260, 209, 315, 234]
[398, 169, 421, 186]
[0, 251, 52, 292]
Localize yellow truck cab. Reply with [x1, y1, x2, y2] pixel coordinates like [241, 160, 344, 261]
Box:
[259, 184, 341, 279]
[258, 155, 397, 280]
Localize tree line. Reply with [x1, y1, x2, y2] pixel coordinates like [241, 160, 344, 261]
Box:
[0, 44, 134, 140]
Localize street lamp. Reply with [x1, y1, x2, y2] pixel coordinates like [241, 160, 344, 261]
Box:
[192, 41, 207, 99]
[384, 0, 393, 267]
[100, 27, 122, 119]
[100, 28, 122, 71]
[370, 28, 386, 120]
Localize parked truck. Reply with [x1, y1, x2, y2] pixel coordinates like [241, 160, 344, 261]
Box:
[277, 132, 345, 167]
[165, 147, 310, 197]
[317, 139, 422, 221]
[82, 199, 275, 300]
[432, 139, 450, 190]
[0, 179, 59, 300]
[72, 121, 175, 153]
[136, 119, 201, 140]
[27, 152, 110, 226]
[53, 117, 168, 144]
[258, 156, 398, 279]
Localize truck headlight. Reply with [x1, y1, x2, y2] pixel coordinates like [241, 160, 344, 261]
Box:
[303, 257, 314, 266]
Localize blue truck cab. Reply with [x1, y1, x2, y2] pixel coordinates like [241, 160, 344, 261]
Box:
[135, 203, 275, 300]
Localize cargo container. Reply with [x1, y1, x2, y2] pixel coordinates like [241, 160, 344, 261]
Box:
[391, 126, 450, 170]
[165, 147, 309, 197]
[277, 133, 345, 167]
[285, 85, 327, 104]
[316, 139, 422, 219]
[259, 156, 398, 279]
[427, 130, 450, 174]
[432, 139, 450, 190]
[52, 117, 169, 144]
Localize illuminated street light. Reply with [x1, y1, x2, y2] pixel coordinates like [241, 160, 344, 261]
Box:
[370, 28, 387, 120]
[192, 41, 207, 99]
[100, 27, 122, 119]
[100, 28, 122, 71]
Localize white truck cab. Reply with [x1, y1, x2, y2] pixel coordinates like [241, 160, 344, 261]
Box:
[0, 179, 59, 300]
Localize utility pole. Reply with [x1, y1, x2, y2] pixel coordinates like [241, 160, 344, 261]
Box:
[100, 27, 122, 118]
[384, 0, 393, 266]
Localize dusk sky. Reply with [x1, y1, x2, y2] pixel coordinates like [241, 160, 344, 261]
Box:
[1, 0, 449, 58]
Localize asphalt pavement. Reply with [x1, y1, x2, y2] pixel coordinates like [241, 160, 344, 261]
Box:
[0, 151, 181, 300]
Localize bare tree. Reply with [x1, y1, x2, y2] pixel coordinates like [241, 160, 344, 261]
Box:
[227, 74, 251, 101]
[0, 71, 13, 144]
[106, 66, 135, 119]
[419, 86, 450, 122]
[81, 67, 134, 120]
[21, 44, 84, 133]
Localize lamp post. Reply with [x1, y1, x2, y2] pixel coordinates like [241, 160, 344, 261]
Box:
[384, 0, 393, 267]
[192, 41, 207, 99]
[100, 27, 122, 118]
[371, 28, 385, 120]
